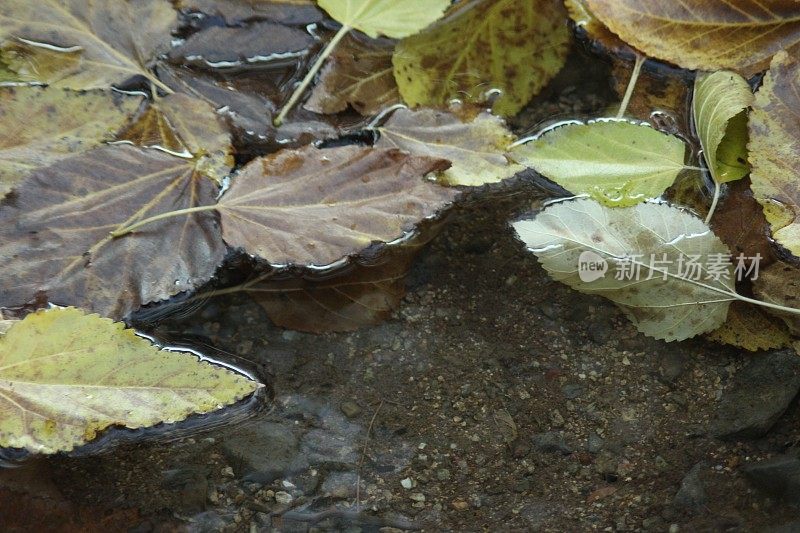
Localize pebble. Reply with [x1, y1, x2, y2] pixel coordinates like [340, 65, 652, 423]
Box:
[673, 462, 708, 512]
[400, 477, 415, 489]
[742, 451, 800, 503]
[274, 491, 293, 505]
[340, 401, 363, 418]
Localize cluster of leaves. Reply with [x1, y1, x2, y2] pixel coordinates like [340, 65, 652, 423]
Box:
[0, 0, 571, 453]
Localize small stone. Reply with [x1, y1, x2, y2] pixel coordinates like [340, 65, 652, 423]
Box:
[561, 383, 584, 399]
[222, 466, 235, 477]
[532, 432, 572, 455]
[742, 451, 800, 503]
[673, 462, 708, 512]
[452, 500, 469, 511]
[340, 401, 363, 419]
[400, 477, 415, 490]
[274, 491, 293, 505]
[436, 469, 451, 481]
[586, 433, 604, 454]
[409, 492, 426, 502]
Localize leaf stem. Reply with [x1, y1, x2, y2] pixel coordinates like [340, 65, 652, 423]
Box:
[616, 53, 645, 119]
[273, 24, 351, 127]
[705, 179, 721, 224]
[110, 205, 218, 238]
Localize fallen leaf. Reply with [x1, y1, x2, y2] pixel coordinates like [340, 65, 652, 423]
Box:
[0, 0, 177, 90]
[168, 21, 314, 69]
[753, 262, 800, 336]
[116, 93, 234, 184]
[318, 0, 450, 39]
[0, 87, 141, 198]
[374, 108, 524, 187]
[693, 71, 753, 184]
[0, 145, 226, 319]
[510, 120, 687, 207]
[492, 409, 518, 444]
[393, 0, 571, 117]
[584, 0, 800, 77]
[513, 198, 735, 341]
[710, 178, 775, 268]
[0, 320, 15, 336]
[218, 145, 458, 266]
[0, 307, 258, 453]
[0, 40, 83, 86]
[565, 0, 629, 55]
[177, 0, 323, 25]
[706, 301, 791, 352]
[749, 51, 800, 256]
[305, 33, 399, 116]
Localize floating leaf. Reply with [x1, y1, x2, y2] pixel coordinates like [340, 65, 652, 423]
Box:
[565, 0, 629, 55]
[177, 0, 323, 25]
[393, 0, 571, 117]
[305, 33, 399, 116]
[0, 0, 177, 90]
[749, 52, 800, 256]
[510, 121, 687, 206]
[584, 0, 800, 77]
[168, 21, 314, 69]
[0, 308, 258, 454]
[753, 262, 800, 336]
[374, 108, 524, 187]
[706, 301, 791, 352]
[0, 40, 83, 86]
[513, 199, 735, 341]
[116, 93, 234, 184]
[0, 145, 226, 319]
[318, 0, 450, 39]
[218, 145, 458, 266]
[0, 88, 141, 198]
[693, 71, 753, 184]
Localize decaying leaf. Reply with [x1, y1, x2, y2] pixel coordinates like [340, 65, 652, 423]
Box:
[177, 0, 323, 25]
[0, 0, 177, 90]
[706, 301, 791, 352]
[693, 71, 753, 184]
[318, 0, 450, 39]
[305, 33, 399, 116]
[565, 0, 629, 55]
[0, 40, 83, 86]
[0, 307, 258, 453]
[511, 120, 687, 207]
[116, 93, 234, 184]
[513, 199, 735, 341]
[0, 145, 226, 319]
[710, 178, 775, 268]
[374, 108, 523, 187]
[218, 145, 458, 266]
[0, 88, 141, 198]
[168, 21, 314, 69]
[584, 0, 800, 77]
[749, 51, 800, 257]
[492, 408, 518, 444]
[394, 0, 571, 117]
[753, 262, 800, 336]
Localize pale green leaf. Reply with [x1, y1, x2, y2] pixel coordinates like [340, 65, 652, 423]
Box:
[693, 71, 753, 184]
[375, 108, 524, 187]
[0, 308, 260, 454]
[513, 198, 735, 341]
[317, 0, 449, 39]
[393, 0, 570, 117]
[510, 121, 687, 207]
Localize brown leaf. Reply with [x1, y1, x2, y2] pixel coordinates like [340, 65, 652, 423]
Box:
[169, 21, 314, 69]
[0, 40, 83, 85]
[177, 0, 323, 25]
[492, 409, 518, 444]
[585, 0, 800, 76]
[0, 145, 225, 319]
[0, 0, 177, 90]
[218, 145, 458, 266]
[116, 93, 234, 184]
[305, 33, 400, 116]
[565, 0, 630, 56]
[705, 301, 791, 352]
[753, 262, 800, 336]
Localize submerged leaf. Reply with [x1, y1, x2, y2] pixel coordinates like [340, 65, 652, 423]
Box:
[305, 33, 399, 116]
[0, 0, 177, 90]
[584, 0, 800, 76]
[0, 145, 226, 319]
[0, 40, 83, 86]
[116, 93, 234, 183]
[511, 121, 686, 206]
[693, 71, 753, 184]
[375, 108, 523, 187]
[176, 0, 323, 25]
[513, 199, 735, 341]
[218, 145, 458, 266]
[565, 0, 629, 55]
[0, 88, 141, 198]
[393, 0, 571, 117]
[706, 301, 791, 352]
[753, 262, 800, 336]
[318, 0, 450, 39]
[0, 308, 258, 454]
[749, 52, 800, 256]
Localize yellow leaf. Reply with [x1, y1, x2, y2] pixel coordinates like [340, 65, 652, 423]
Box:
[0, 308, 259, 454]
[749, 51, 800, 256]
[318, 0, 450, 39]
[584, 0, 800, 77]
[393, 0, 571, 117]
[706, 301, 791, 352]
